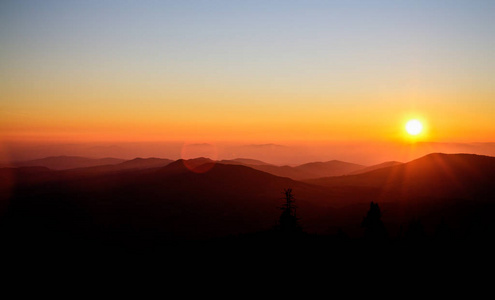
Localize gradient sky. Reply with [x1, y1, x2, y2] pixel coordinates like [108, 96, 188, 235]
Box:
[1, 0, 494, 146]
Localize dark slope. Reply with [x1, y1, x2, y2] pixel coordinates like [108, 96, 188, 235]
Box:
[243, 164, 315, 180]
[36, 157, 175, 180]
[305, 153, 495, 236]
[349, 161, 402, 175]
[2, 153, 495, 248]
[13, 156, 125, 170]
[294, 160, 366, 178]
[219, 158, 273, 166]
[1, 159, 353, 245]
[307, 153, 495, 202]
[117, 157, 173, 169]
[240, 160, 367, 180]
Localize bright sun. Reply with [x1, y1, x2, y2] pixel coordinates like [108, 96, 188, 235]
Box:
[405, 119, 423, 135]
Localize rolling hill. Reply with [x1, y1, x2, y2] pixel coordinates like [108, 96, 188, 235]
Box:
[113, 157, 174, 170]
[1, 153, 494, 249]
[219, 158, 273, 166]
[307, 153, 495, 202]
[349, 161, 402, 175]
[0, 158, 349, 244]
[239, 160, 367, 180]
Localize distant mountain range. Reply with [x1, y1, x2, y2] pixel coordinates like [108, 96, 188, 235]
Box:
[1, 153, 494, 247]
[5, 155, 396, 179]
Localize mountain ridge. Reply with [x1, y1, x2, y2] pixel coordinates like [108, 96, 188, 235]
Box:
[307, 153, 495, 201]
[2, 152, 495, 244]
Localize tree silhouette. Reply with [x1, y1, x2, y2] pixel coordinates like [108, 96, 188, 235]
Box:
[277, 188, 301, 234]
[361, 202, 388, 241]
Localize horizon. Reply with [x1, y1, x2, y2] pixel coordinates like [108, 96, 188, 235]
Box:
[2, 140, 495, 166]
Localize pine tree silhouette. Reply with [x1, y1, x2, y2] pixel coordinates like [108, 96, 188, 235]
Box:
[361, 202, 388, 241]
[278, 188, 301, 234]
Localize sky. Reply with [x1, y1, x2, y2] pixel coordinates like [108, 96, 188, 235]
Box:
[1, 1, 494, 162]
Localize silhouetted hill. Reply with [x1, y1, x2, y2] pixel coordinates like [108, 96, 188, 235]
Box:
[0, 166, 53, 215]
[117, 157, 173, 169]
[294, 160, 366, 178]
[300, 153, 495, 238]
[243, 160, 366, 180]
[307, 153, 495, 201]
[0, 166, 53, 188]
[219, 158, 273, 166]
[243, 164, 315, 180]
[1, 159, 345, 246]
[2, 153, 495, 251]
[34, 157, 175, 180]
[349, 161, 402, 175]
[179, 157, 216, 173]
[12, 156, 125, 170]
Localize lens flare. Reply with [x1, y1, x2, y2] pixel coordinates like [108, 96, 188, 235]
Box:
[180, 143, 218, 173]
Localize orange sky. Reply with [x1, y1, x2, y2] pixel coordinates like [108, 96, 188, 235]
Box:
[2, 85, 493, 144]
[1, 1, 494, 153]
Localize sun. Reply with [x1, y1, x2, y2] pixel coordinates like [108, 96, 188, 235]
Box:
[405, 119, 423, 135]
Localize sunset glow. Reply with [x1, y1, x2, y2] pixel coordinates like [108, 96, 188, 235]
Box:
[1, 1, 494, 163]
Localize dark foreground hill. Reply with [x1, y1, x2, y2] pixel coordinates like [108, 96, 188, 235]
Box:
[307, 153, 495, 236]
[1, 153, 495, 253]
[0, 159, 347, 247]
